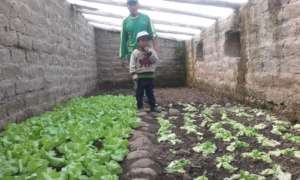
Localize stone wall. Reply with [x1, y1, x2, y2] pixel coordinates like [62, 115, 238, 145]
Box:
[95, 29, 186, 88]
[0, 0, 98, 128]
[186, 13, 241, 95]
[187, 0, 300, 121]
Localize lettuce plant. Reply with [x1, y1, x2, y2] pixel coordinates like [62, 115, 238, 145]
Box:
[166, 159, 190, 173]
[242, 150, 272, 163]
[157, 117, 182, 145]
[226, 140, 249, 152]
[283, 133, 300, 144]
[0, 96, 139, 179]
[216, 155, 238, 172]
[260, 164, 292, 180]
[193, 141, 217, 157]
[226, 170, 265, 180]
[195, 175, 208, 180]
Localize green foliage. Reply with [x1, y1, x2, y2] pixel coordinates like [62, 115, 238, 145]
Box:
[194, 175, 208, 180]
[193, 141, 217, 157]
[256, 135, 280, 147]
[283, 133, 300, 144]
[226, 170, 265, 180]
[268, 148, 299, 157]
[242, 150, 272, 163]
[209, 123, 235, 142]
[216, 155, 238, 173]
[201, 106, 214, 120]
[0, 96, 138, 179]
[157, 117, 182, 145]
[292, 124, 300, 131]
[229, 107, 253, 118]
[166, 159, 190, 173]
[183, 104, 198, 112]
[253, 123, 267, 130]
[260, 164, 292, 180]
[226, 140, 249, 152]
[181, 113, 203, 136]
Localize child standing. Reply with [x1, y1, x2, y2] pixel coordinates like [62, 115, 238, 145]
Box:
[130, 31, 159, 112]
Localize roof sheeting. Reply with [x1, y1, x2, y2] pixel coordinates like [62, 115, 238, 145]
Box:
[67, 0, 248, 40]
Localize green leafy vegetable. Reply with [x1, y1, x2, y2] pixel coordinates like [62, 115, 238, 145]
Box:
[181, 113, 203, 136]
[254, 123, 267, 130]
[256, 135, 280, 147]
[0, 96, 138, 179]
[194, 175, 208, 180]
[225, 170, 265, 180]
[216, 155, 238, 172]
[166, 159, 190, 173]
[242, 150, 272, 163]
[283, 133, 300, 144]
[157, 117, 182, 145]
[260, 164, 291, 180]
[226, 140, 249, 152]
[193, 141, 217, 157]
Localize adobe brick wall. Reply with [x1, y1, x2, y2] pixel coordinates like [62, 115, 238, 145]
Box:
[186, 0, 300, 121]
[0, 0, 98, 128]
[95, 29, 186, 88]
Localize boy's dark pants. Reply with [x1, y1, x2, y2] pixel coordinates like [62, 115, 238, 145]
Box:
[136, 79, 156, 110]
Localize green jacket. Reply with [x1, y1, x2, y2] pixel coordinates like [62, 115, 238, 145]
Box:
[119, 13, 157, 61]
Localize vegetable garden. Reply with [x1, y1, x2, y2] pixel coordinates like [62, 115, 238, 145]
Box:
[0, 89, 299, 180]
[0, 96, 139, 179]
[155, 102, 300, 180]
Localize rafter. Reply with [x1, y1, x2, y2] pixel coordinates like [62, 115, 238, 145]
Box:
[163, 0, 242, 9]
[80, 0, 219, 19]
[76, 7, 206, 30]
[86, 18, 198, 35]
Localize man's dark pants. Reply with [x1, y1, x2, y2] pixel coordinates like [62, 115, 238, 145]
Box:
[136, 79, 156, 110]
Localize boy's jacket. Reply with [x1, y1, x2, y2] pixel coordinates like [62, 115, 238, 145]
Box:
[129, 48, 159, 75]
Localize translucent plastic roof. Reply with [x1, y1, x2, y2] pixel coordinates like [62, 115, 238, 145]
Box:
[67, 0, 248, 40]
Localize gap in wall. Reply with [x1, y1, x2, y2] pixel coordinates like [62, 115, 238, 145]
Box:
[196, 41, 204, 61]
[224, 30, 241, 57]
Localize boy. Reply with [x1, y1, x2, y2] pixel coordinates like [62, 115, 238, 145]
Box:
[130, 31, 159, 113]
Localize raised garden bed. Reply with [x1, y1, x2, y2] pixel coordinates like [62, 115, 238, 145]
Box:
[155, 102, 300, 180]
[0, 96, 139, 179]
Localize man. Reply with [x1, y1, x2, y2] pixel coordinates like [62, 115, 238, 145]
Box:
[119, 0, 159, 65]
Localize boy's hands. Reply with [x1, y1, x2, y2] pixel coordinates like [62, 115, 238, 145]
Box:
[144, 47, 152, 57]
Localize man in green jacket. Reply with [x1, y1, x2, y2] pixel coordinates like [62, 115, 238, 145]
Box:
[119, 0, 159, 65]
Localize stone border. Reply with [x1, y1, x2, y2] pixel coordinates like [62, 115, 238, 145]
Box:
[121, 113, 162, 180]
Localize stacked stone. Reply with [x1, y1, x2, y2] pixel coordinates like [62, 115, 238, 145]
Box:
[186, 0, 300, 122]
[95, 29, 186, 88]
[121, 114, 161, 180]
[0, 0, 98, 128]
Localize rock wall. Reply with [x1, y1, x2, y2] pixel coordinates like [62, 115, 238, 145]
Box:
[95, 29, 186, 88]
[186, 13, 241, 95]
[0, 0, 98, 128]
[187, 0, 300, 121]
[241, 0, 300, 118]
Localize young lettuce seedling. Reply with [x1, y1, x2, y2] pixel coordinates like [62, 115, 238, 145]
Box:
[193, 141, 217, 157]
